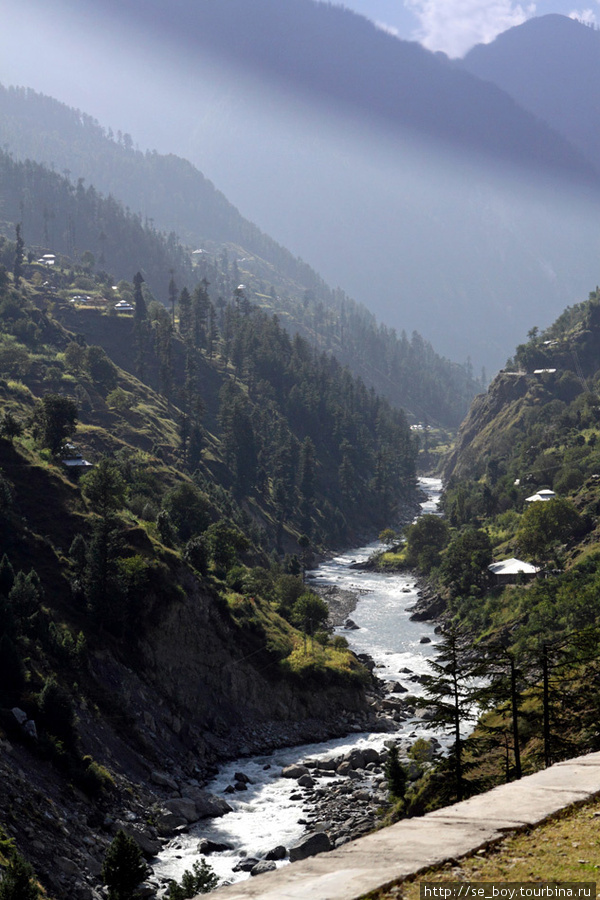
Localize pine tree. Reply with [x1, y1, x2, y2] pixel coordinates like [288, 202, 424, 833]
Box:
[102, 830, 147, 900]
[12, 223, 24, 288]
[133, 271, 147, 321]
[178, 287, 192, 341]
[419, 624, 481, 801]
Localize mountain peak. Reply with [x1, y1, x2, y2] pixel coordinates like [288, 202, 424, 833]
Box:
[461, 13, 600, 172]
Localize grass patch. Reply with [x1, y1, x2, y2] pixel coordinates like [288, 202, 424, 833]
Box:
[367, 796, 600, 900]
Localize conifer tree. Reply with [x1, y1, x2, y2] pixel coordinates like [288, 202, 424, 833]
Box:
[420, 624, 481, 801]
[12, 223, 24, 288]
[102, 830, 147, 900]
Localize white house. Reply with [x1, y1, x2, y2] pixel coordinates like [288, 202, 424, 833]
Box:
[488, 558, 540, 585]
[525, 489, 556, 503]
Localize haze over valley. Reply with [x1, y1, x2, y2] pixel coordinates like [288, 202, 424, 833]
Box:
[3, 2, 600, 370]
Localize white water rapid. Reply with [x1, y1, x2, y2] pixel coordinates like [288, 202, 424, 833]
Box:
[153, 477, 443, 888]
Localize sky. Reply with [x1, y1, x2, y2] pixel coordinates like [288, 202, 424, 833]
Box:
[332, 0, 600, 56]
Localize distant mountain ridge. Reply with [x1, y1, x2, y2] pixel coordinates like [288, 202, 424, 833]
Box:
[3, 1, 600, 369]
[47, 0, 598, 182]
[461, 15, 600, 172]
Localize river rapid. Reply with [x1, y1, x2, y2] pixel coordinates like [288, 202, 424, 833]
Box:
[153, 477, 443, 887]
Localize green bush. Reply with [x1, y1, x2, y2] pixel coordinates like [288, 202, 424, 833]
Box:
[167, 859, 218, 898]
[0, 854, 40, 900]
[37, 677, 76, 745]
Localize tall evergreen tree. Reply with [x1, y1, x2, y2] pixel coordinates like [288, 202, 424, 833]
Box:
[102, 830, 147, 900]
[420, 624, 481, 802]
[12, 223, 24, 288]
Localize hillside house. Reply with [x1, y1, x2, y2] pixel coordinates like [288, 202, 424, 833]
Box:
[525, 489, 556, 503]
[488, 558, 540, 585]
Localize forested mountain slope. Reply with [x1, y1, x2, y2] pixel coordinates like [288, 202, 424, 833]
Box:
[0, 92, 480, 426]
[0, 244, 416, 896]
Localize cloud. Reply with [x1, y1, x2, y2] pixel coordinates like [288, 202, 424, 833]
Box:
[569, 7, 598, 25]
[405, 0, 537, 57]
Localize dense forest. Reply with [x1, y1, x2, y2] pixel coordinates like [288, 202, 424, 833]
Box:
[0, 85, 481, 427]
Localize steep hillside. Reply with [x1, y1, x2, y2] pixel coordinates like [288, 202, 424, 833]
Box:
[444, 289, 600, 485]
[0, 250, 413, 896]
[0, 148, 194, 296]
[462, 15, 600, 171]
[0, 98, 480, 427]
[386, 286, 600, 813]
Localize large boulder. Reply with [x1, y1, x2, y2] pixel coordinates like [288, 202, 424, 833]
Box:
[251, 860, 277, 876]
[162, 798, 199, 823]
[346, 749, 366, 769]
[362, 748, 380, 765]
[289, 832, 332, 862]
[193, 792, 233, 819]
[151, 770, 179, 791]
[155, 811, 187, 836]
[297, 774, 315, 788]
[198, 839, 233, 854]
[282, 764, 309, 779]
[120, 824, 162, 857]
[233, 858, 260, 873]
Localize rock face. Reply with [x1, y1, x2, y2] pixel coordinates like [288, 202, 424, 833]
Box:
[138, 569, 368, 738]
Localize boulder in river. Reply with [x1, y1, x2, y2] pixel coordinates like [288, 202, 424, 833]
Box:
[251, 860, 277, 876]
[198, 839, 234, 854]
[162, 798, 199, 823]
[265, 845, 287, 860]
[289, 832, 332, 861]
[155, 810, 187, 836]
[282, 764, 309, 779]
[233, 858, 260, 873]
[297, 774, 315, 788]
[193, 792, 233, 819]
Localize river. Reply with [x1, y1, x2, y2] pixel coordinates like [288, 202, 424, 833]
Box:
[153, 476, 443, 887]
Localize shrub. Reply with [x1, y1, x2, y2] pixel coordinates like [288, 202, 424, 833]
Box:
[167, 859, 218, 898]
[37, 677, 76, 745]
[162, 483, 211, 542]
[106, 388, 134, 411]
[78, 756, 115, 797]
[331, 635, 349, 650]
[0, 854, 41, 900]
